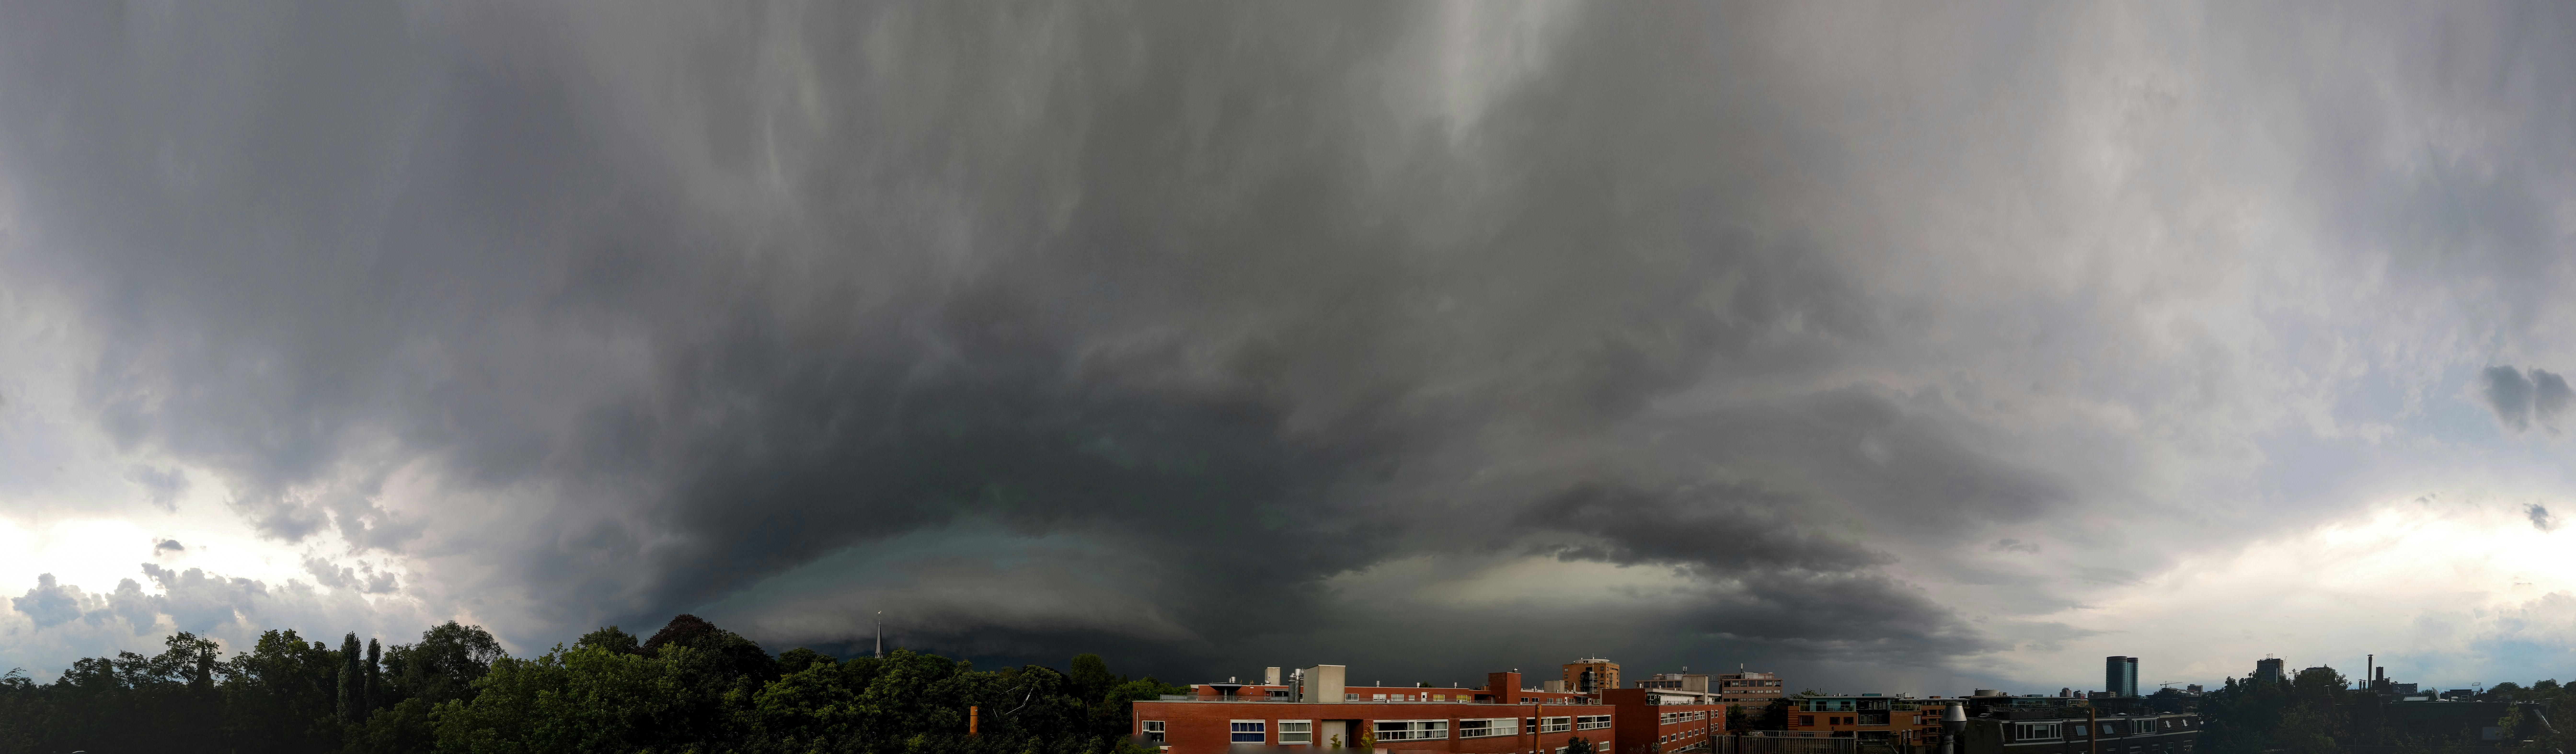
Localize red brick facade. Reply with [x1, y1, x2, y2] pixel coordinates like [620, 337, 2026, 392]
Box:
[1601, 689, 1725, 754]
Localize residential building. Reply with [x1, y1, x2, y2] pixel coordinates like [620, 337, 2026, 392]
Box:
[1716, 671, 1784, 706]
[1961, 709, 2201, 754]
[1637, 672, 1710, 693]
[1134, 667, 1622, 753]
[1564, 658, 1621, 695]
[1604, 688, 1726, 753]
[2104, 656, 2139, 697]
[2253, 657, 2285, 683]
[1783, 694, 1946, 748]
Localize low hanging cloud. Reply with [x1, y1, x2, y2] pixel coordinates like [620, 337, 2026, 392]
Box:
[2481, 366, 2575, 433]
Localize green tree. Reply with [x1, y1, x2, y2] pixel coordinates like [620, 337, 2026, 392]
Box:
[339, 632, 367, 724]
[221, 629, 347, 753]
[574, 625, 641, 655]
[642, 614, 782, 687]
[385, 621, 503, 707]
[776, 647, 831, 672]
[365, 638, 384, 714]
[1068, 653, 1116, 702]
[5, 614, 1150, 754]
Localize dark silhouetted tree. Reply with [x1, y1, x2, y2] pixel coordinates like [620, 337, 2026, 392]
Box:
[577, 624, 642, 655]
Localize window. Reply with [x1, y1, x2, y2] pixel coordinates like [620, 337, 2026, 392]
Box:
[2073, 725, 2089, 737]
[1459, 718, 1519, 738]
[1278, 720, 1311, 745]
[1374, 720, 1449, 741]
[1433, 694, 1447, 701]
[1800, 715, 1815, 726]
[1345, 693, 1358, 701]
[1540, 716, 1573, 733]
[2013, 723, 2061, 741]
[1141, 721, 1164, 744]
[1231, 721, 1266, 743]
[1371, 694, 1387, 701]
[1576, 715, 1613, 730]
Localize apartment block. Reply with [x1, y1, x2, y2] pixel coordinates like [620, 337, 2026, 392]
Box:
[1604, 688, 1726, 754]
[1783, 694, 1946, 748]
[1563, 658, 1621, 694]
[1715, 670, 1784, 706]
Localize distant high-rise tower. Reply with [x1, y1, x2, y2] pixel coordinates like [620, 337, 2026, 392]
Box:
[2254, 657, 2286, 684]
[2104, 656, 2139, 697]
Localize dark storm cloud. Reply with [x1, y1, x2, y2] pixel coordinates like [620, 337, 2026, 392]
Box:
[1519, 481, 1889, 573]
[2480, 366, 2573, 432]
[0, 0, 2199, 683]
[2528, 504, 2555, 532]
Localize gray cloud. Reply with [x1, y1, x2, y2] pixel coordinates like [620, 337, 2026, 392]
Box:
[4, 0, 2576, 691]
[11, 574, 92, 629]
[9, 574, 162, 635]
[2530, 504, 2555, 532]
[2481, 366, 2574, 432]
[124, 465, 189, 512]
[303, 558, 401, 595]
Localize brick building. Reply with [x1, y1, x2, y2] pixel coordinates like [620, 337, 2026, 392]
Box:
[1564, 658, 1621, 694]
[1783, 694, 1946, 748]
[1602, 688, 1726, 754]
[1715, 670, 1784, 706]
[1133, 667, 1621, 752]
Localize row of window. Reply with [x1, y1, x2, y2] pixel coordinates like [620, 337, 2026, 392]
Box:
[1143, 714, 1616, 744]
[1360, 692, 1476, 702]
[1222, 721, 1316, 744]
[1661, 710, 1710, 725]
[2012, 719, 2196, 741]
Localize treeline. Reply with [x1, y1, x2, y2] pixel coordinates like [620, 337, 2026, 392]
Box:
[2201, 668, 2572, 754]
[0, 614, 1181, 754]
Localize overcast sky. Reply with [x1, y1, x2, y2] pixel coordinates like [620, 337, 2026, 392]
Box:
[5, 1, 2576, 695]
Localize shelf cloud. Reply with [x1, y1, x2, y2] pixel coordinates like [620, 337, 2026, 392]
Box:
[5, 1, 2576, 692]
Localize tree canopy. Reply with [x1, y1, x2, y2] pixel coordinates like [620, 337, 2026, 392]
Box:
[0, 614, 1179, 754]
